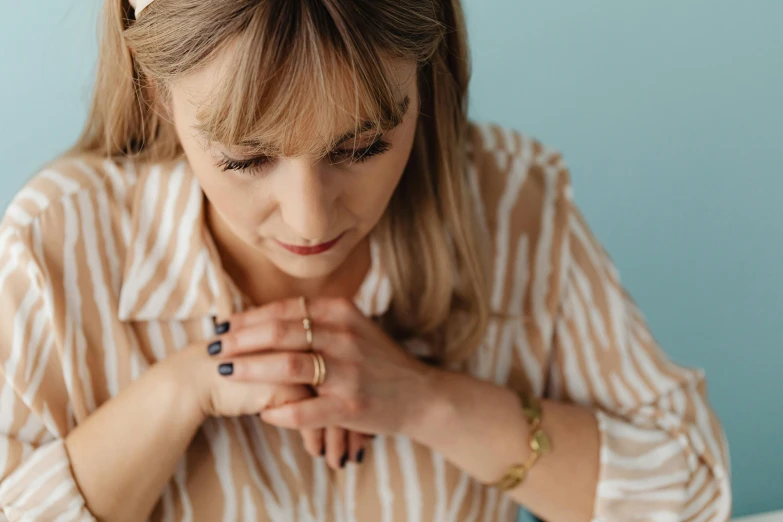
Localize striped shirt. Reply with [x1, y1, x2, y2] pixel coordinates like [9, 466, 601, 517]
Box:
[0, 122, 730, 521]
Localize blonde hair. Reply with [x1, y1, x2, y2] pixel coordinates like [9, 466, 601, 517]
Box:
[72, 0, 490, 364]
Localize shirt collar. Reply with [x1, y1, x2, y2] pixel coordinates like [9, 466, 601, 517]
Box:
[117, 160, 391, 323]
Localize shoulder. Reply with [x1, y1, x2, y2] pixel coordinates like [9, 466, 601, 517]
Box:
[466, 121, 573, 224]
[0, 154, 191, 252]
[0, 153, 157, 291]
[465, 121, 574, 314]
[0, 154, 141, 238]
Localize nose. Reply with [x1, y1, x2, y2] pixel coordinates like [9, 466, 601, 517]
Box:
[275, 158, 337, 242]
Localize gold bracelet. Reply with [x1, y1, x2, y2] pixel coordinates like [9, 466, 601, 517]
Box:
[489, 393, 552, 491]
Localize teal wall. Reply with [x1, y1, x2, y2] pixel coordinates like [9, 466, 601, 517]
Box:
[1, 1, 781, 518]
[464, 1, 782, 518]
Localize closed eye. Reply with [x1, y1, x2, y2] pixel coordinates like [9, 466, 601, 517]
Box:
[328, 137, 392, 165]
[217, 136, 393, 176]
[217, 155, 272, 173]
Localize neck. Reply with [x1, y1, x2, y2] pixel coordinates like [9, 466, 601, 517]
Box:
[205, 201, 371, 307]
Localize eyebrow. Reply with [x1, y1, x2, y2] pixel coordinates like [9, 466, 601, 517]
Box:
[331, 95, 411, 146]
[229, 95, 411, 151]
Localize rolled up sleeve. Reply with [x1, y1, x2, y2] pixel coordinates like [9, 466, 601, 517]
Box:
[0, 439, 94, 521]
[0, 226, 96, 521]
[552, 202, 731, 521]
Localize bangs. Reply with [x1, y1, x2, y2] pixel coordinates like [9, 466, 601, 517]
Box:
[193, 1, 411, 158]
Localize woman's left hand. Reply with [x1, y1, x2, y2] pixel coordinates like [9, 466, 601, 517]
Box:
[213, 297, 438, 440]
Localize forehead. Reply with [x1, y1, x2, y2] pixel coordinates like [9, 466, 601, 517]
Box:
[178, 42, 417, 97]
[171, 43, 418, 152]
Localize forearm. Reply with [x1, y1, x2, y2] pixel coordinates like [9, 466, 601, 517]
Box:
[64, 360, 205, 522]
[405, 370, 599, 522]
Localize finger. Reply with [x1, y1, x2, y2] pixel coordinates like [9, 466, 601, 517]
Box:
[231, 298, 303, 329]
[231, 297, 363, 330]
[326, 426, 348, 470]
[348, 430, 366, 464]
[216, 321, 344, 358]
[220, 352, 334, 386]
[308, 297, 365, 328]
[299, 428, 325, 458]
[261, 397, 338, 431]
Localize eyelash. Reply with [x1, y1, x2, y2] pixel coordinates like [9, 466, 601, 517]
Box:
[217, 138, 393, 175]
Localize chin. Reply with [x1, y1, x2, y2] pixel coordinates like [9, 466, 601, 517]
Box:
[270, 253, 345, 280]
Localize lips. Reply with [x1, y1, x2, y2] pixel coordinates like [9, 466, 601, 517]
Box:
[275, 233, 344, 256]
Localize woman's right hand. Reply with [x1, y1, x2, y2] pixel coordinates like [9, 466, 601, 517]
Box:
[158, 341, 370, 469]
[161, 340, 309, 418]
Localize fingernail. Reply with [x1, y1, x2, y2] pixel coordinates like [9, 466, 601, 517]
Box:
[340, 452, 348, 468]
[207, 341, 222, 356]
[214, 321, 230, 335]
[218, 363, 234, 376]
[320, 444, 325, 457]
[356, 449, 365, 464]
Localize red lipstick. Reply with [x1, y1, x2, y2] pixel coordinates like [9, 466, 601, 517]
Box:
[275, 233, 344, 256]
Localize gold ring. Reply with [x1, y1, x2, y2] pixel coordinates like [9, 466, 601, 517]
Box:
[310, 352, 327, 387]
[299, 296, 313, 348]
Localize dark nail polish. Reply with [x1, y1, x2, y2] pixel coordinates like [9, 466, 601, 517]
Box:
[208, 341, 222, 356]
[218, 363, 234, 376]
[356, 449, 365, 464]
[320, 444, 326, 457]
[214, 321, 230, 335]
[340, 452, 348, 468]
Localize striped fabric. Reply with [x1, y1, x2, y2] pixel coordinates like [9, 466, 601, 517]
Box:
[0, 122, 730, 521]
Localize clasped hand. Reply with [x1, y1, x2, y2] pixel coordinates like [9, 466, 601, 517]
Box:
[197, 297, 435, 469]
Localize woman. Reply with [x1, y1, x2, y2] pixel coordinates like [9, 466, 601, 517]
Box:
[0, 0, 730, 520]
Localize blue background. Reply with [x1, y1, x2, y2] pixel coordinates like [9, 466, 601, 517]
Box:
[1, 1, 781, 518]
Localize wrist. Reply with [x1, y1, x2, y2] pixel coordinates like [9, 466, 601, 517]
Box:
[152, 347, 208, 426]
[401, 370, 528, 463]
[401, 367, 461, 445]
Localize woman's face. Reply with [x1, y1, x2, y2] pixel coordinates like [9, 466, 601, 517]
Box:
[168, 54, 420, 280]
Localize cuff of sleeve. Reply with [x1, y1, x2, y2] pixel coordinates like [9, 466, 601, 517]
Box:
[592, 410, 692, 521]
[0, 438, 96, 521]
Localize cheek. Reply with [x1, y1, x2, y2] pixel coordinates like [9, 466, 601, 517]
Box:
[202, 174, 273, 234]
[177, 132, 269, 233]
[345, 144, 410, 223]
